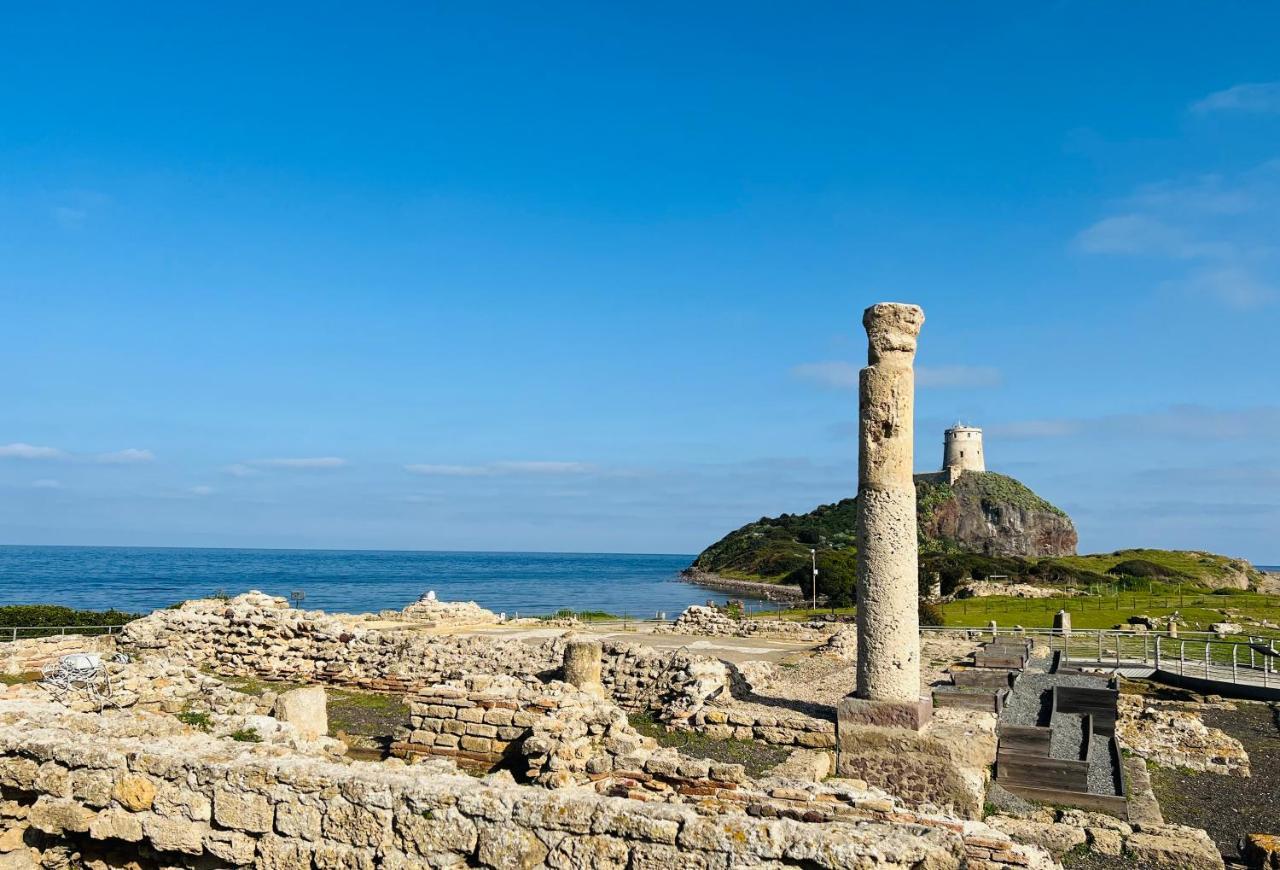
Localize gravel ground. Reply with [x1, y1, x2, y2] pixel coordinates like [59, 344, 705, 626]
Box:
[1049, 711, 1085, 759]
[999, 667, 1120, 796]
[1149, 701, 1280, 862]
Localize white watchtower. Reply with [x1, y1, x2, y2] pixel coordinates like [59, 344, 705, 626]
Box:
[943, 424, 984, 477]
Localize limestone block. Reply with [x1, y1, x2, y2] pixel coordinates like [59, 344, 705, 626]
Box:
[110, 774, 156, 812]
[1125, 825, 1225, 869]
[987, 817, 1086, 857]
[274, 685, 328, 738]
[475, 822, 549, 869]
[213, 788, 274, 833]
[89, 808, 144, 843]
[28, 798, 94, 835]
[142, 813, 209, 855]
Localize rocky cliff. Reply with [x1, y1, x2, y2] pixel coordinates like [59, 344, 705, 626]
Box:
[917, 472, 1078, 558]
[689, 471, 1076, 588]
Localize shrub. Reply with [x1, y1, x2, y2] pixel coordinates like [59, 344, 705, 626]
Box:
[1106, 559, 1182, 579]
[228, 727, 261, 743]
[177, 711, 212, 731]
[918, 601, 944, 626]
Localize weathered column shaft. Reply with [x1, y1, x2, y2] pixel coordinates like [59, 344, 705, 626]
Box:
[563, 637, 605, 699]
[855, 302, 924, 704]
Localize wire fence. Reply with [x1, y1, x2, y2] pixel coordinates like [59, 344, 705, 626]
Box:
[0, 625, 130, 641]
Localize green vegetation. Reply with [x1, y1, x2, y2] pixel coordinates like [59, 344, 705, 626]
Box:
[0, 672, 40, 686]
[692, 498, 858, 582]
[212, 672, 307, 697]
[1052, 549, 1261, 588]
[628, 713, 791, 778]
[537, 608, 619, 622]
[327, 688, 409, 740]
[957, 471, 1066, 517]
[0, 605, 139, 637]
[177, 711, 213, 731]
[228, 727, 261, 743]
[754, 585, 1280, 639]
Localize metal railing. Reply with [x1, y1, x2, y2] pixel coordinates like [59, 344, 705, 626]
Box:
[920, 624, 1279, 691]
[0, 625, 129, 642]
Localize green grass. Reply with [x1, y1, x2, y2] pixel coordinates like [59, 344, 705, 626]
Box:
[536, 608, 619, 622]
[753, 589, 1280, 638]
[214, 673, 308, 697]
[938, 589, 1280, 635]
[1050, 549, 1258, 586]
[628, 713, 792, 778]
[327, 688, 409, 740]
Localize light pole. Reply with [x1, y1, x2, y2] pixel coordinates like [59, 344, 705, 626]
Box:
[811, 549, 818, 612]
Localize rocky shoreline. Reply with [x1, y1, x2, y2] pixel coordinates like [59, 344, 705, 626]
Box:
[680, 568, 807, 602]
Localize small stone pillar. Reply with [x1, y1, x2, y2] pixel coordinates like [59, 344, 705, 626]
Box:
[838, 302, 930, 731]
[1053, 609, 1072, 638]
[988, 620, 998, 640]
[1168, 620, 1178, 638]
[563, 636, 605, 699]
[273, 686, 328, 739]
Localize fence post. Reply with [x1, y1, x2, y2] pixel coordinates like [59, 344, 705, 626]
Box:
[1097, 631, 1103, 662]
[1232, 645, 1238, 684]
[1180, 641, 1185, 676]
[1115, 635, 1121, 667]
[1204, 643, 1210, 679]
[1154, 635, 1161, 670]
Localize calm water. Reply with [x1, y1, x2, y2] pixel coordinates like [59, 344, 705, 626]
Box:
[0, 546, 741, 617]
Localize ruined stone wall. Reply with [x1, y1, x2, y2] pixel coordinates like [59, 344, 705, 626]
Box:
[121, 595, 732, 724]
[0, 701, 1064, 870]
[0, 699, 1055, 869]
[689, 707, 836, 749]
[0, 634, 116, 676]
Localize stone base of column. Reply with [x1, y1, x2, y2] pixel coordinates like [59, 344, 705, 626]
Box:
[833, 702, 993, 820]
[836, 696, 933, 732]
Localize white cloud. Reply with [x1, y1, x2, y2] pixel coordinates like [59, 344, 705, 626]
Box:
[405, 464, 494, 477]
[189, 485, 215, 496]
[0, 443, 153, 463]
[405, 461, 595, 477]
[248, 457, 347, 469]
[991, 405, 1280, 441]
[1174, 267, 1276, 309]
[790, 361, 858, 390]
[95, 448, 155, 464]
[917, 365, 1002, 389]
[48, 190, 111, 229]
[0, 443, 66, 460]
[492, 461, 593, 475]
[791, 361, 1000, 390]
[1074, 160, 1279, 309]
[1191, 82, 1280, 115]
[31, 479, 62, 489]
[1075, 214, 1233, 259]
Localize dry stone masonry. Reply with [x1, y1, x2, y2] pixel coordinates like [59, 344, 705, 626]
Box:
[0, 697, 1060, 869]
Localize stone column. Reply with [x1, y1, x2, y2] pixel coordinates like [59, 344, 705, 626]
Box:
[839, 302, 930, 731]
[563, 636, 605, 699]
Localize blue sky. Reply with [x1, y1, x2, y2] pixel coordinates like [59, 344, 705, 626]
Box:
[1, 3, 1278, 561]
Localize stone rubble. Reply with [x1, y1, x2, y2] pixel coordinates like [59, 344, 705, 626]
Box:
[1116, 694, 1250, 777]
[401, 590, 501, 626]
[657, 606, 831, 641]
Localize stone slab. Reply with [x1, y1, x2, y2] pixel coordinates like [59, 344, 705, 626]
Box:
[837, 696, 933, 732]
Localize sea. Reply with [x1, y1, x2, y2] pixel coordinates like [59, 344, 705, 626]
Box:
[0, 546, 747, 618]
